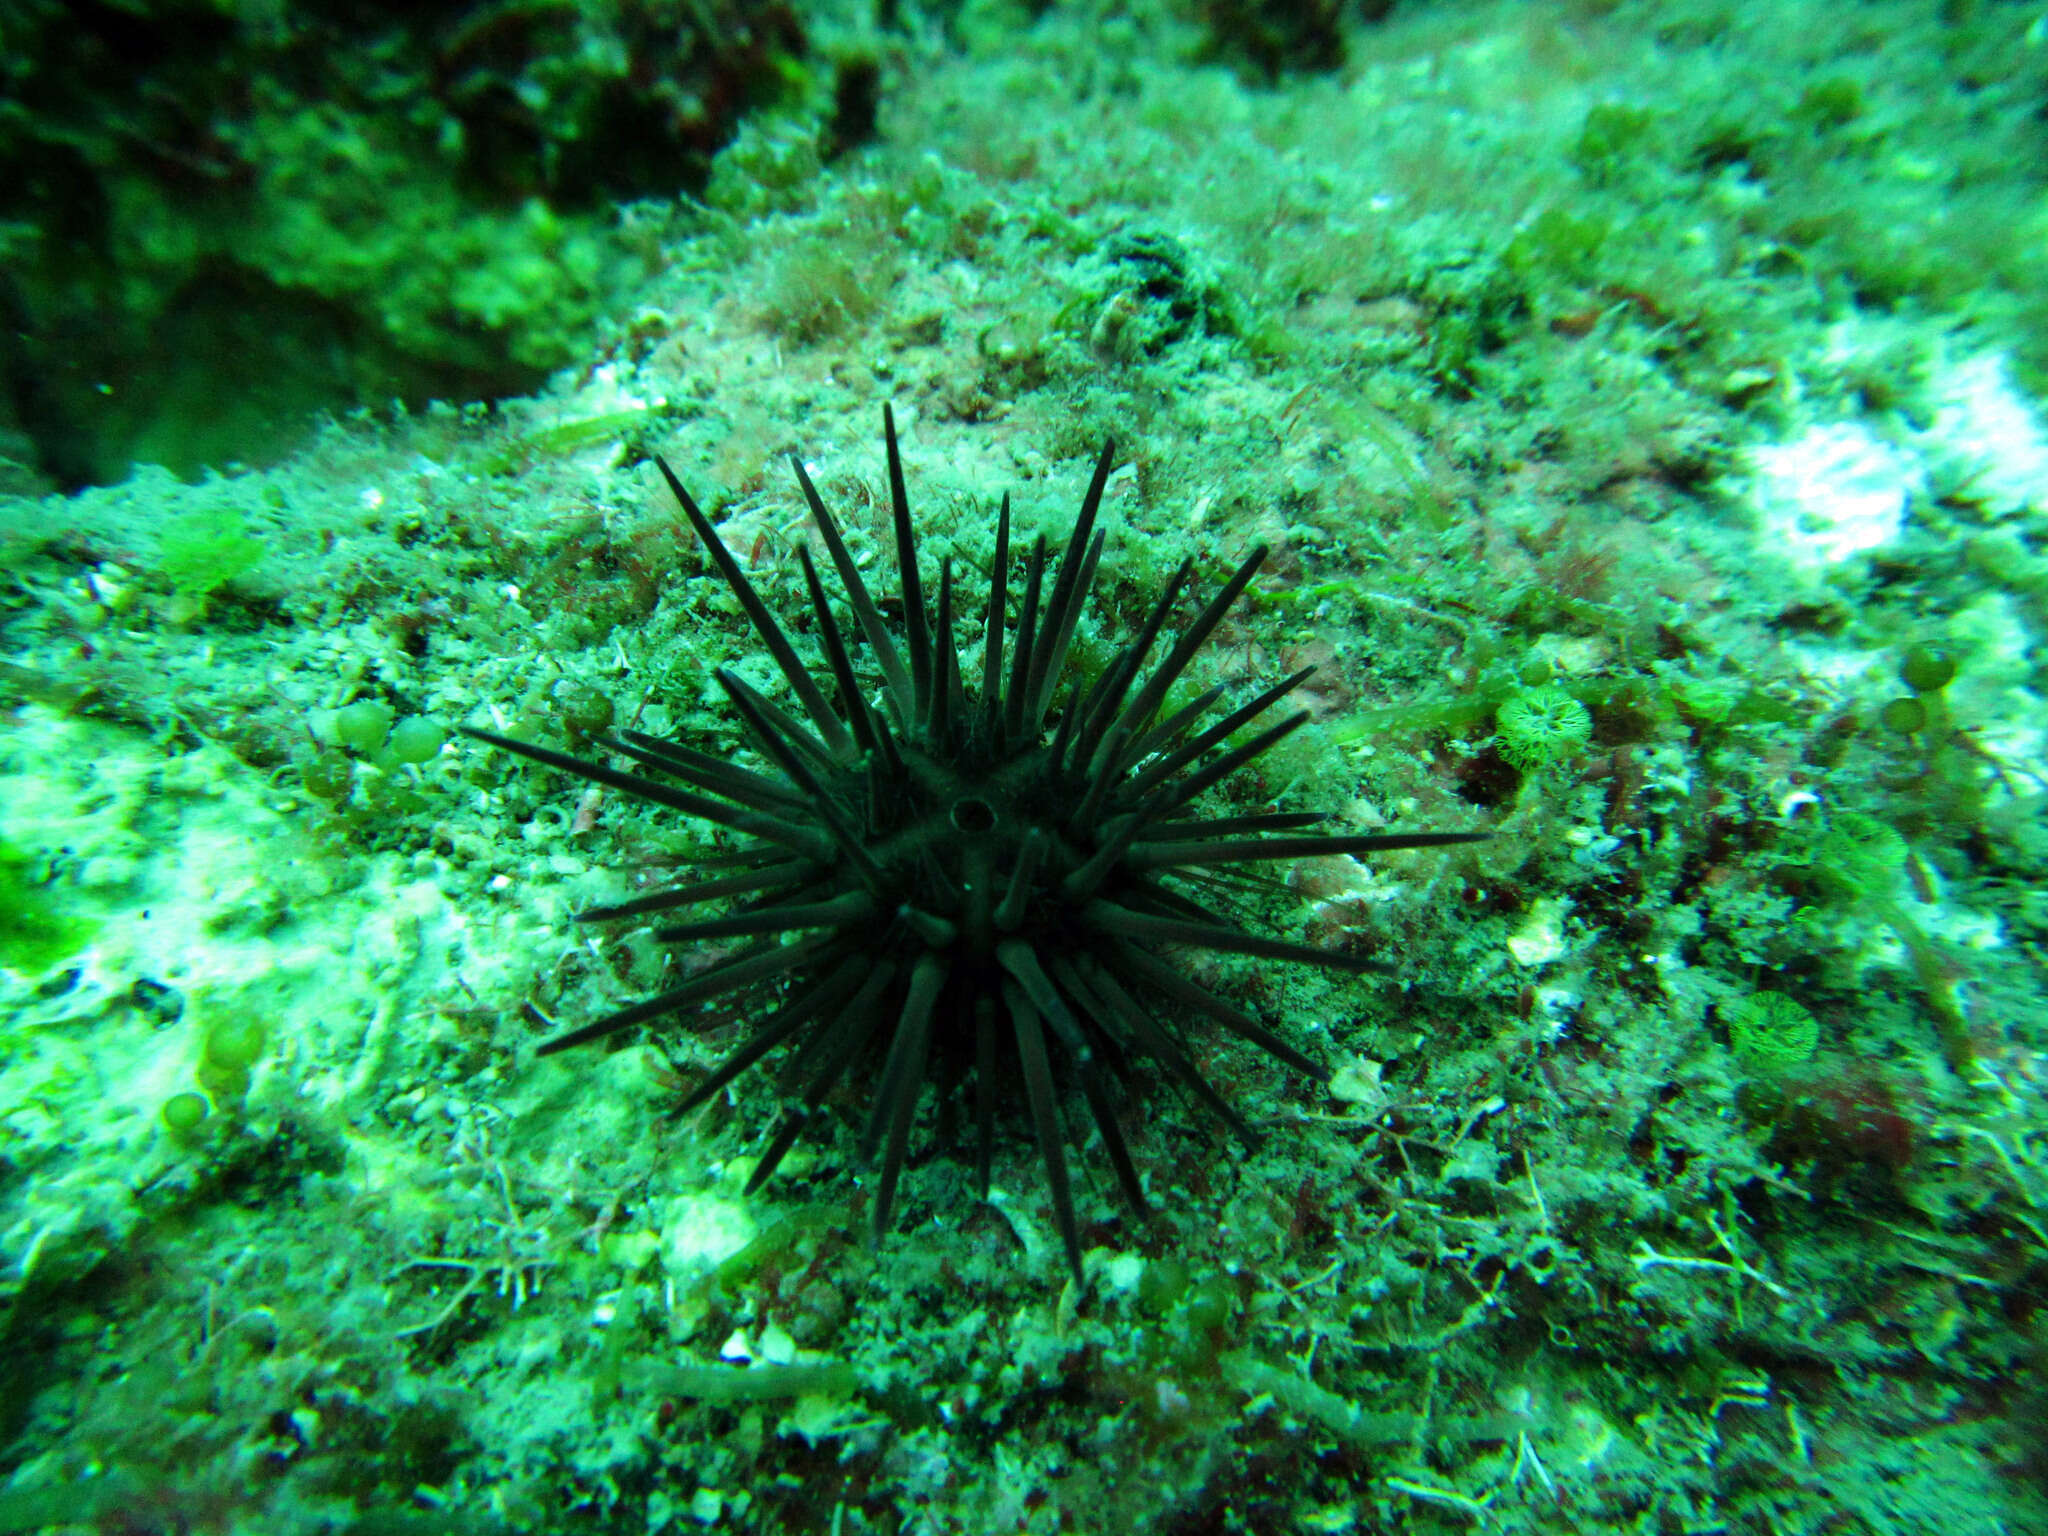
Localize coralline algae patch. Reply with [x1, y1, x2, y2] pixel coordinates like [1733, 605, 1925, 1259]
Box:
[1738, 342, 2048, 582]
[1917, 348, 2048, 517]
[1739, 420, 1923, 575]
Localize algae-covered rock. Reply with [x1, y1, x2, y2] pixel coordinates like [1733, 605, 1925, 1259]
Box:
[0, 0, 808, 487]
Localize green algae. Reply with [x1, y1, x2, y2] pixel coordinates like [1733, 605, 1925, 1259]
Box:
[0, 835, 96, 975]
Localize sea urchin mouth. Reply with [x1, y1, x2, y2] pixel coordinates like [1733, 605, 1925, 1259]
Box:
[465, 407, 1483, 1283]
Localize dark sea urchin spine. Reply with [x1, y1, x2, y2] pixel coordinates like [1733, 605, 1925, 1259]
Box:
[465, 407, 1483, 1283]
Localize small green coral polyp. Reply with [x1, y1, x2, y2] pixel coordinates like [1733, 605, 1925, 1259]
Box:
[1813, 812, 1906, 899]
[1495, 685, 1592, 770]
[1727, 992, 1819, 1068]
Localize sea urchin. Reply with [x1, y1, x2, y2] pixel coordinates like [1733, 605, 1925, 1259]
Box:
[465, 407, 1482, 1283]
